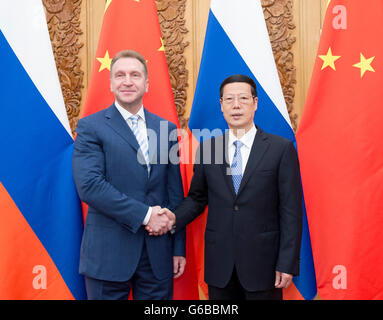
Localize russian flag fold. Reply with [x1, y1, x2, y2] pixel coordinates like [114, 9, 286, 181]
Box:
[0, 0, 86, 299]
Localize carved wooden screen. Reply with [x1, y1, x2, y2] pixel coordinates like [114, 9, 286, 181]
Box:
[43, 0, 297, 133]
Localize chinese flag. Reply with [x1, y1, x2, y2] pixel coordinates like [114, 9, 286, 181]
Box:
[296, 0, 383, 299]
[81, 0, 199, 299]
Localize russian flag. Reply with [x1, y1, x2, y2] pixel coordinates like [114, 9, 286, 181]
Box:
[0, 0, 86, 299]
[188, 0, 317, 299]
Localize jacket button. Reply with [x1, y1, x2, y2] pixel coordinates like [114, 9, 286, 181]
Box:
[234, 205, 239, 212]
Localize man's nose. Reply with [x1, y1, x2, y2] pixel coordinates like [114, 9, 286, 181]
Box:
[232, 97, 241, 107]
[122, 76, 133, 84]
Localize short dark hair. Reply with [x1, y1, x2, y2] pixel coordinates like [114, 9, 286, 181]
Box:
[110, 49, 148, 78]
[219, 74, 257, 98]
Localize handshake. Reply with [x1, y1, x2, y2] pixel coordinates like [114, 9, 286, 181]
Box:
[145, 206, 176, 236]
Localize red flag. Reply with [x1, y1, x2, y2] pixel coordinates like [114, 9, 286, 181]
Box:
[296, 0, 383, 299]
[181, 131, 209, 299]
[81, 0, 199, 299]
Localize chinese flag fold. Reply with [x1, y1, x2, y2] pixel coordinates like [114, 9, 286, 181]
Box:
[81, 0, 198, 299]
[296, 0, 383, 299]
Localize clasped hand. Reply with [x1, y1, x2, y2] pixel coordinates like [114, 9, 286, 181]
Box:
[145, 206, 175, 236]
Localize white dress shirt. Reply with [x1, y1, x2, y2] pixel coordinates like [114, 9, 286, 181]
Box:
[114, 101, 148, 140]
[114, 101, 152, 225]
[228, 125, 257, 175]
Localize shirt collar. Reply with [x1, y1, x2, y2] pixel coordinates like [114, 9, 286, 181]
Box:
[228, 124, 257, 149]
[114, 100, 146, 123]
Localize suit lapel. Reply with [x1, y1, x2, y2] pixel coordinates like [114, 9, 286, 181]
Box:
[105, 104, 140, 152]
[144, 108, 160, 170]
[236, 128, 269, 196]
[104, 104, 149, 174]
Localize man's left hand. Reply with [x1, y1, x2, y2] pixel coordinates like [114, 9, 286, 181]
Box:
[274, 271, 293, 288]
[173, 256, 186, 279]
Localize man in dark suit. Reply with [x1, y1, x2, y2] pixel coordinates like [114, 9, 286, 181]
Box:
[155, 74, 302, 300]
[72, 50, 186, 300]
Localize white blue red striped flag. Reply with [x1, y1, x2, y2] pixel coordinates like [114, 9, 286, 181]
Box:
[0, 0, 86, 299]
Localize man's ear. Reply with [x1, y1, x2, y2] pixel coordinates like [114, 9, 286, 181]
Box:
[253, 97, 258, 112]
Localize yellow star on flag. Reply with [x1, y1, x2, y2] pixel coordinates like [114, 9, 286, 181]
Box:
[353, 53, 375, 78]
[96, 50, 112, 72]
[104, 0, 112, 13]
[319, 47, 341, 71]
[158, 38, 165, 52]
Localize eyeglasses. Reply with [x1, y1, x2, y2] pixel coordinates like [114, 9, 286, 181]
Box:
[221, 94, 255, 105]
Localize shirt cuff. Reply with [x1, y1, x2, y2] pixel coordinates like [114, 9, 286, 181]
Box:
[142, 206, 152, 225]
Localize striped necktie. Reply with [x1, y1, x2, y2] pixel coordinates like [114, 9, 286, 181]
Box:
[231, 140, 243, 194]
[130, 114, 150, 175]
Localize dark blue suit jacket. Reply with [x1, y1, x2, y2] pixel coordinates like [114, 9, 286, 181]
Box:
[72, 104, 185, 282]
